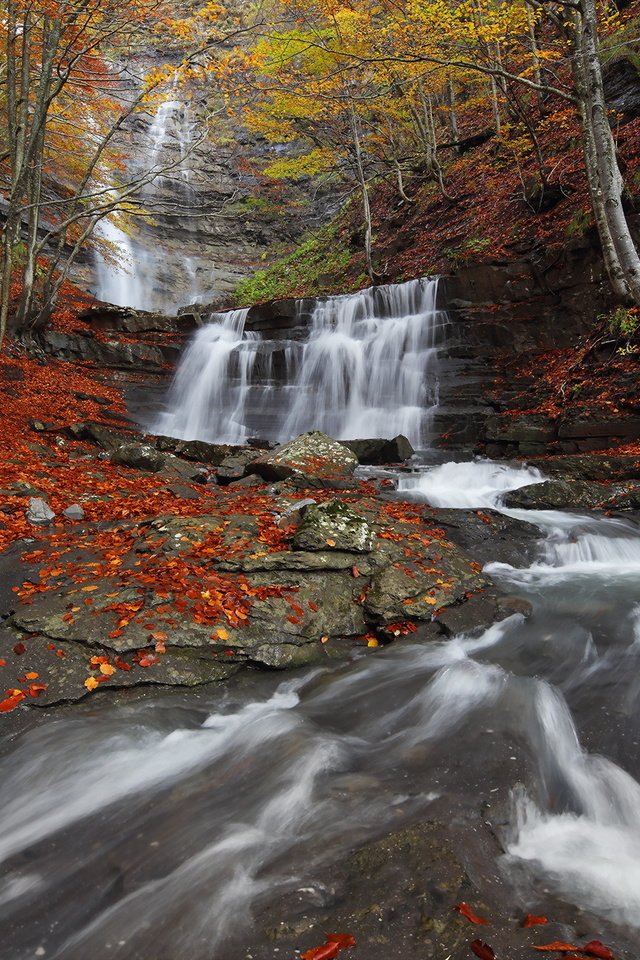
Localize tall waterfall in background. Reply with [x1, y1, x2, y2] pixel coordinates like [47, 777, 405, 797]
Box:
[93, 88, 200, 312]
[154, 278, 447, 448]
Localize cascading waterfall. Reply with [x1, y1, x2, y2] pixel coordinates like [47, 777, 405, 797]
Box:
[93, 84, 201, 312]
[154, 277, 447, 447]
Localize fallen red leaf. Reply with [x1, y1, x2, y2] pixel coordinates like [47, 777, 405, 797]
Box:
[533, 944, 580, 953]
[455, 902, 489, 925]
[523, 915, 549, 928]
[13, 643, 26, 655]
[325, 933, 356, 949]
[0, 694, 24, 712]
[471, 939, 496, 960]
[582, 942, 614, 960]
[351, 565, 360, 577]
[301, 944, 339, 960]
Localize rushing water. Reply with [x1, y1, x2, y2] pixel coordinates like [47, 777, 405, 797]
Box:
[93, 88, 201, 313]
[2, 460, 640, 958]
[154, 278, 447, 446]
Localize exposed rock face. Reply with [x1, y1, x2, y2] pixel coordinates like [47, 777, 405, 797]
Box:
[250, 431, 360, 482]
[504, 478, 640, 510]
[340, 435, 415, 464]
[434, 222, 640, 457]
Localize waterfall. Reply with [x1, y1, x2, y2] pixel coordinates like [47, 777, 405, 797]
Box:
[93, 85, 201, 313]
[154, 277, 447, 447]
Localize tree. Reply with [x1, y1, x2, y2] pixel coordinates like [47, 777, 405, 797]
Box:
[0, 0, 261, 343]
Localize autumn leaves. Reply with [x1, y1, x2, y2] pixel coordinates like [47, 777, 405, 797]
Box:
[455, 900, 617, 960]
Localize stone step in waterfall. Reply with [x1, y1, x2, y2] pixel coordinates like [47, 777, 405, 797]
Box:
[154, 278, 449, 449]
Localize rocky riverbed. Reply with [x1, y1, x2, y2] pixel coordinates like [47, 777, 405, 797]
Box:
[0, 424, 539, 724]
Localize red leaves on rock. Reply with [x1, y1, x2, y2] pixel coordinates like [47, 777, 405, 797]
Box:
[0, 693, 25, 712]
[471, 940, 496, 960]
[326, 934, 357, 950]
[13, 643, 26, 655]
[582, 942, 614, 960]
[532, 948, 614, 960]
[300, 932, 356, 960]
[523, 915, 549, 928]
[454, 902, 489, 925]
[532, 944, 582, 953]
[137, 653, 160, 668]
[301, 945, 339, 960]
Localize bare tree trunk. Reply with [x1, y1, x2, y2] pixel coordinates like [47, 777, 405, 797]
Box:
[572, 0, 640, 303]
[447, 78, 460, 148]
[349, 105, 374, 283]
[526, 5, 544, 113]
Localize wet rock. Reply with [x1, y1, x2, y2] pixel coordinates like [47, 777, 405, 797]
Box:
[435, 591, 531, 637]
[112, 443, 167, 473]
[536, 453, 640, 482]
[67, 421, 132, 452]
[153, 435, 238, 465]
[607, 485, 640, 509]
[292, 500, 375, 553]
[252, 820, 471, 960]
[249, 431, 359, 482]
[485, 414, 557, 444]
[26, 498, 55, 524]
[504, 478, 613, 510]
[433, 508, 540, 567]
[365, 547, 488, 623]
[216, 449, 261, 484]
[341, 435, 415, 465]
[63, 504, 85, 521]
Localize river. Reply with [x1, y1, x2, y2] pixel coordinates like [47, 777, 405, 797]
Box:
[1, 457, 639, 958]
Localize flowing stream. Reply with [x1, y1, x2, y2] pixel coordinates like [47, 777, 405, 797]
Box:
[154, 278, 447, 447]
[2, 457, 640, 958]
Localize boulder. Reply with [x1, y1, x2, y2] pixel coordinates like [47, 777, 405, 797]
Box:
[63, 504, 85, 521]
[67, 421, 132, 452]
[275, 498, 317, 530]
[112, 443, 167, 473]
[26, 498, 55, 524]
[504, 478, 613, 510]
[536, 454, 640, 482]
[249, 431, 359, 482]
[292, 500, 375, 553]
[216, 449, 262, 484]
[340, 435, 415, 465]
[153, 435, 239, 465]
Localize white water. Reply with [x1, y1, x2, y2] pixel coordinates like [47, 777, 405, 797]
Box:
[3, 461, 640, 955]
[404, 457, 640, 931]
[155, 277, 447, 447]
[93, 87, 202, 312]
[397, 458, 545, 508]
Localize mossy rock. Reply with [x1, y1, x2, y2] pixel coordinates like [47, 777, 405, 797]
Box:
[292, 500, 374, 553]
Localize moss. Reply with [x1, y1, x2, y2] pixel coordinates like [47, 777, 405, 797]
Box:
[231, 219, 355, 305]
[600, 15, 640, 66]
